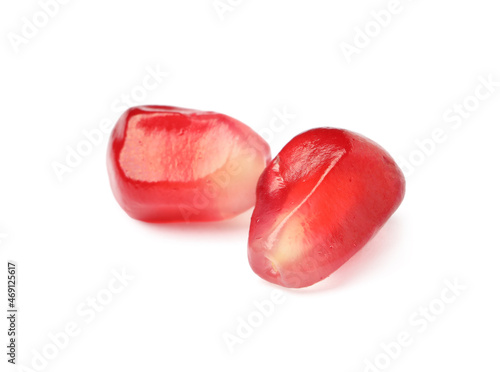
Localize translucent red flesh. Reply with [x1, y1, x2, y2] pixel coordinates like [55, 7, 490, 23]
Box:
[107, 106, 271, 222]
[248, 128, 405, 288]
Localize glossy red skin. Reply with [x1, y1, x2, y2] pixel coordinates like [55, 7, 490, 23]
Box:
[248, 128, 405, 288]
[107, 106, 271, 222]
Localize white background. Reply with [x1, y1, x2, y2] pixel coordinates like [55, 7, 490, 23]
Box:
[1, 0, 499, 371]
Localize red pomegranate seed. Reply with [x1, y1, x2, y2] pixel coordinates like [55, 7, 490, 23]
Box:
[248, 128, 405, 288]
[107, 106, 271, 222]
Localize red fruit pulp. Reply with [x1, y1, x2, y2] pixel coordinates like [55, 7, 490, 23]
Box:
[248, 128, 405, 288]
[107, 106, 271, 222]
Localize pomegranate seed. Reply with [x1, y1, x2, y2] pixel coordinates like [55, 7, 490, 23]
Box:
[107, 106, 271, 222]
[248, 128, 405, 288]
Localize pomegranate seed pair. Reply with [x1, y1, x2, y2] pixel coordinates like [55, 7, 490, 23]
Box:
[107, 106, 405, 288]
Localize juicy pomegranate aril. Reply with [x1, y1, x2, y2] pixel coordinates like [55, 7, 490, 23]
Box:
[248, 128, 405, 288]
[107, 106, 271, 222]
